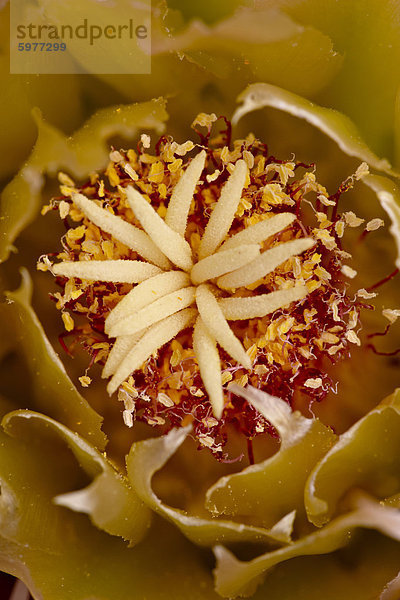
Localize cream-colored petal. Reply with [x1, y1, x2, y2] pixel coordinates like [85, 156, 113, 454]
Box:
[190, 244, 260, 285]
[52, 260, 162, 283]
[72, 192, 170, 269]
[198, 159, 248, 259]
[109, 287, 196, 337]
[218, 238, 315, 289]
[102, 331, 145, 379]
[107, 308, 197, 395]
[195, 284, 251, 369]
[104, 271, 190, 333]
[164, 150, 206, 236]
[192, 316, 224, 419]
[219, 286, 308, 320]
[220, 212, 296, 251]
[126, 186, 193, 271]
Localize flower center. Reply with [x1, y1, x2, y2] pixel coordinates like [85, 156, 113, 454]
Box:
[37, 114, 393, 461]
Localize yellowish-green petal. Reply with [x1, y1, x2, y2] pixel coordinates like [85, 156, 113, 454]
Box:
[0, 268, 106, 449]
[305, 389, 400, 527]
[2, 410, 152, 544]
[0, 419, 221, 600]
[233, 82, 398, 177]
[0, 98, 168, 263]
[214, 492, 400, 598]
[206, 385, 336, 529]
[127, 425, 295, 546]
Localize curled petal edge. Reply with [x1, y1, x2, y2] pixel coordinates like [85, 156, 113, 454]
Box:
[2, 409, 152, 545]
[126, 425, 296, 547]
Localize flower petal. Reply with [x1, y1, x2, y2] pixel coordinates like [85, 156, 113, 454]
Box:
[2, 410, 151, 544]
[0, 416, 221, 599]
[206, 385, 336, 529]
[0, 98, 168, 264]
[1, 269, 106, 449]
[213, 493, 400, 598]
[233, 82, 398, 177]
[305, 388, 400, 527]
[363, 174, 400, 268]
[127, 425, 295, 546]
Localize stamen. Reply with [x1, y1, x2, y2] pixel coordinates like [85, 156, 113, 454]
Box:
[40, 120, 391, 458]
[366, 267, 399, 292]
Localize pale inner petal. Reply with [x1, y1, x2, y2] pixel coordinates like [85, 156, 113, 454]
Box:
[195, 284, 251, 370]
[126, 186, 193, 271]
[107, 308, 197, 395]
[193, 316, 224, 419]
[219, 286, 308, 320]
[190, 244, 260, 285]
[165, 150, 206, 236]
[53, 260, 162, 283]
[72, 192, 170, 269]
[220, 213, 296, 251]
[198, 159, 248, 259]
[217, 238, 315, 289]
[102, 331, 146, 379]
[105, 271, 190, 333]
[109, 287, 196, 337]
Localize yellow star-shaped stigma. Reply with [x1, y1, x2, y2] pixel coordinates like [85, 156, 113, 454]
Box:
[52, 151, 315, 418]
